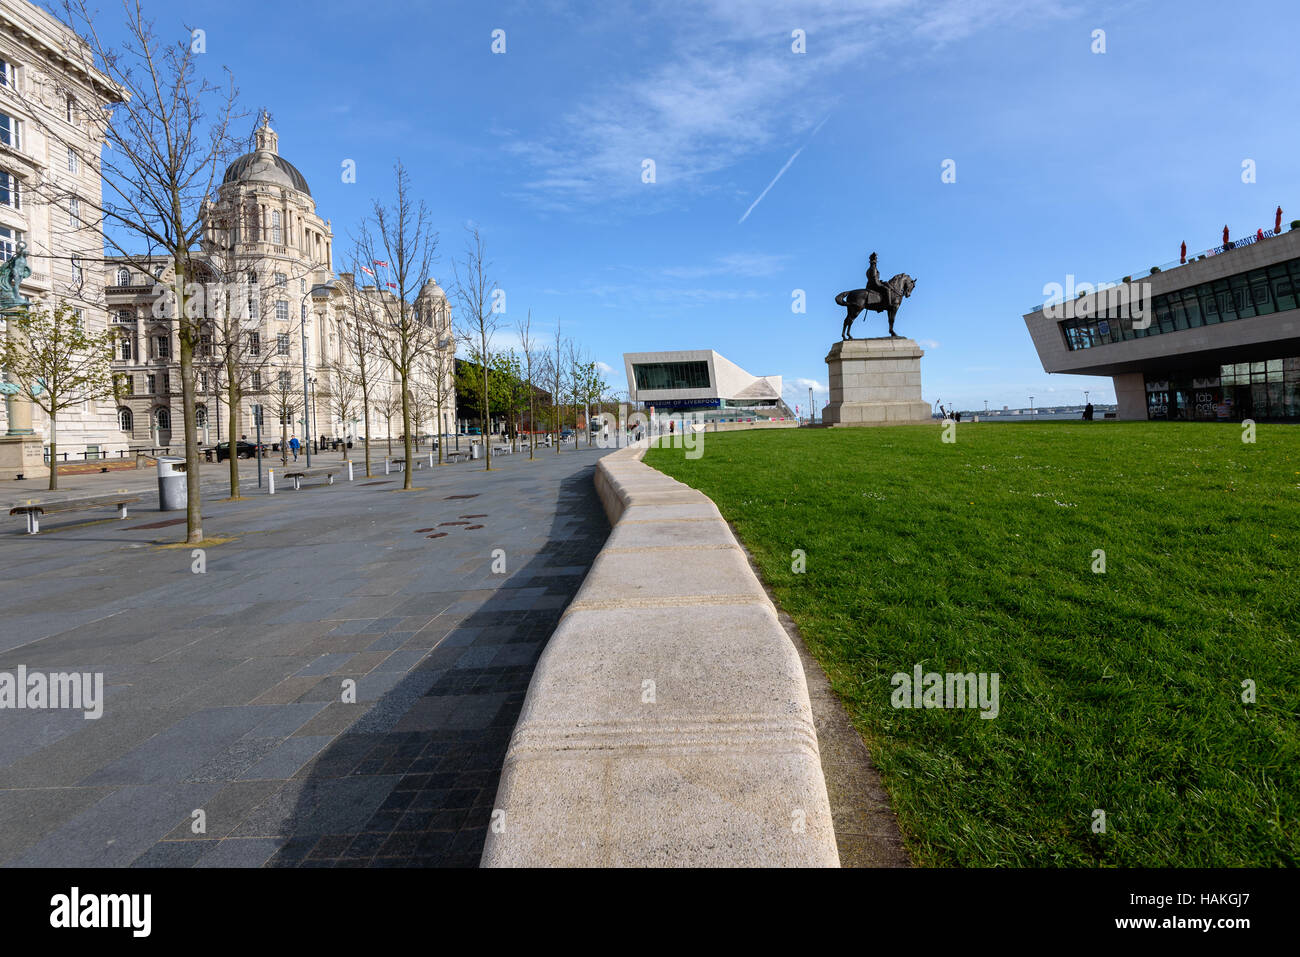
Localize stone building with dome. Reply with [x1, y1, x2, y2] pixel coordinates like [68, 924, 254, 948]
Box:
[104, 114, 455, 453]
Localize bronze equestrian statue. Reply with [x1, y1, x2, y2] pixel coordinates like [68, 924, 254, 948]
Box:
[836, 252, 916, 339]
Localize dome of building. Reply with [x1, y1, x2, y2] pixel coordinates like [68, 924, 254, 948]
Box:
[222, 153, 311, 196]
[220, 114, 311, 196]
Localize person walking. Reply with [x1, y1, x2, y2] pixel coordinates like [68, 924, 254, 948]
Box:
[289, 435, 300, 462]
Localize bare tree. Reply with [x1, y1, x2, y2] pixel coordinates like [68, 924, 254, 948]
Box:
[325, 360, 358, 462]
[336, 276, 382, 476]
[372, 381, 401, 457]
[452, 226, 499, 471]
[46, 0, 245, 542]
[351, 162, 438, 490]
[546, 321, 571, 453]
[418, 306, 457, 465]
[264, 364, 300, 467]
[516, 310, 539, 460]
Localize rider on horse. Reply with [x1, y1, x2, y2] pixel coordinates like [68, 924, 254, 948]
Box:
[865, 252, 890, 308]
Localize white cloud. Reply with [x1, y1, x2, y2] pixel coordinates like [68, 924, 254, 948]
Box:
[917, 338, 941, 349]
[505, 1, 1071, 208]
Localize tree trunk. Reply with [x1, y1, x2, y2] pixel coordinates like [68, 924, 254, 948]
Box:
[227, 383, 239, 497]
[178, 272, 203, 544]
[400, 376, 413, 490]
[362, 397, 372, 477]
[481, 352, 491, 471]
[47, 415, 58, 490]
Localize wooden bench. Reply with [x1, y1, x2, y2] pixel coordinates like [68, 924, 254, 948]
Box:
[10, 493, 142, 535]
[282, 468, 337, 491]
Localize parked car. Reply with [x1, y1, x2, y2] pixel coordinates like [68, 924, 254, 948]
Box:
[561, 429, 575, 440]
[215, 441, 265, 461]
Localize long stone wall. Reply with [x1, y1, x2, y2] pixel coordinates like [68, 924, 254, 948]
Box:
[480, 440, 839, 866]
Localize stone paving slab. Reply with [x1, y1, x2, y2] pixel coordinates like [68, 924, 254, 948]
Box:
[0, 445, 610, 867]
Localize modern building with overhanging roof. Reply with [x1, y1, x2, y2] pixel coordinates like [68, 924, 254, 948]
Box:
[1024, 226, 1300, 421]
[624, 349, 793, 418]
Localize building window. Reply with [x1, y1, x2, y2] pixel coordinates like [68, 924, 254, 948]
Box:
[162, 372, 170, 394]
[66, 95, 75, 123]
[199, 333, 212, 358]
[116, 267, 130, 286]
[248, 333, 260, 356]
[116, 308, 133, 323]
[0, 226, 22, 261]
[199, 370, 209, 392]
[146, 373, 157, 394]
[155, 335, 170, 359]
[0, 59, 13, 88]
[0, 170, 18, 209]
[277, 333, 290, 355]
[71, 309, 83, 329]
[156, 407, 170, 431]
[67, 146, 78, 174]
[251, 371, 262, 391]
[301, 302, 307, 321]
[271, 210, 282, 244]
[279, 370, 291, 391]
[121, 374, 134, 396]
[0, 112, 19, 150]
[121, 339, 132, 361]
[274, 271, 287, 287]
[118, 408, 133, 432]
[69, 196, 80, 229]
[276, 300, 288, 322]
[195, 406, 207, 428]
[632, 361, 711, 391]
[71, 256, 83, 284]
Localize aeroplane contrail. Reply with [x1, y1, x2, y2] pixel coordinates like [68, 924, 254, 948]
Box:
[738, 113, 831, 224]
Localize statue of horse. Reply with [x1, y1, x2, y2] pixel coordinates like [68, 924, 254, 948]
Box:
[836, 273, 916, 339]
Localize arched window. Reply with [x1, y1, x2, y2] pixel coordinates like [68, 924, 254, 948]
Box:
[118, 407, 133, 432]
[156, 407, 170, 431]
[195, 406, 207, 428]
[271, 210, 282, 244]
[116, 267, 130, 286]
[120, 338, 131, 361]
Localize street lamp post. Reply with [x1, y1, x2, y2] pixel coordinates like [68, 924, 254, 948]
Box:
[299, 281, 335, 467]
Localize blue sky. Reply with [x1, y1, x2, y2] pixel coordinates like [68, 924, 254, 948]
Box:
[78, 0, 1299, 412]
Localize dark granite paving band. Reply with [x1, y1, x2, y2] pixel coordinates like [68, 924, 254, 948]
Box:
[0, 446, 611, 867]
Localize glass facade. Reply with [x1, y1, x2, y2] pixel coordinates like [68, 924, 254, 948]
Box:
[1145, 357, 1300, 421]
[1060, 256, 1300, 350]
[632, 360, 711, 391]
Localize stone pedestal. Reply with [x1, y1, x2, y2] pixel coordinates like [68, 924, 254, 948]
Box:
[823, 337, 930, 426]
[0, 434, 49, 480]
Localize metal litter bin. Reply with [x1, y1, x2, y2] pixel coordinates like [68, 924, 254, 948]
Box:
[156, 455, 187, 510]
[470, 441, 481, 460]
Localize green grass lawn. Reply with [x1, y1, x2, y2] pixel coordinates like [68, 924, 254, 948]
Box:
[645, 422, 1299, 866]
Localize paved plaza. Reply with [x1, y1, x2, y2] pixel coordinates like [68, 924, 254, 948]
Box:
[0, 445, 611, 867]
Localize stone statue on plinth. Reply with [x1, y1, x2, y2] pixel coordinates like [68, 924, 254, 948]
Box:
[0, 243, 32, 315]
[835, 252, 917, 339]
[823, 253, 929, 426]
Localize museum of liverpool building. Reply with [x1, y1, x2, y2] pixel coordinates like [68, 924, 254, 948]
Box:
[623, 350, 795, 420]
[1025, 226, 1300, 421]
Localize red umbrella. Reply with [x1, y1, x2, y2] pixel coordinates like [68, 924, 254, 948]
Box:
[1223, 225, 1230, 247]
[1276, 206, 1284, 233]
[1180, 241, 1186, 264]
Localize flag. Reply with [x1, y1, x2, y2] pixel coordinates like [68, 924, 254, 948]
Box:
[386, 282, 397, 289]
[373, 260, 389, 267]
[360, 266, 375, 277]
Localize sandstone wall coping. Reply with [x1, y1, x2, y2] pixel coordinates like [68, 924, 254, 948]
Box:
[480, 439, 840, 867]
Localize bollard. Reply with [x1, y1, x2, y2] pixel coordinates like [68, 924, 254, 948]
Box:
[428, 452, 433, 468]
[268, 469, 275, 494]
[347, 461, 354, 481]
[384, 459, 390, 475]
